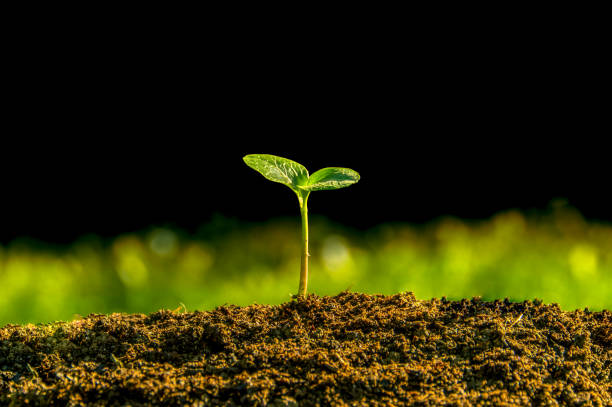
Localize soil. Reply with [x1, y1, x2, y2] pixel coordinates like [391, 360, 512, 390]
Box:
[0, 292, 610, 406]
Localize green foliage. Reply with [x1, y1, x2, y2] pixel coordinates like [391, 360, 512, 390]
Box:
[243, 154, 359, 198]
[243, 154, 360, 296]
[243, 154, 309, 196]
[0, 206, 611, 325]
[303, 168, 361, 191]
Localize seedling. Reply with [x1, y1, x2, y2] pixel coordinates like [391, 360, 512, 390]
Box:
[243, 154, 360, 298]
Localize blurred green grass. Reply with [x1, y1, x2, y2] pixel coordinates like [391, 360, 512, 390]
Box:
[1, 203, 611, 325]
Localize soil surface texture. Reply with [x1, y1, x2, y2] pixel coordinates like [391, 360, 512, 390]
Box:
[0, 292, 610, 406]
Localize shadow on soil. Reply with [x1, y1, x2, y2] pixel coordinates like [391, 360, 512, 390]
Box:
[0, 292, 610, 406]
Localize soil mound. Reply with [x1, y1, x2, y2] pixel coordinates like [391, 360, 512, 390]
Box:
[1, 292, 610, 406]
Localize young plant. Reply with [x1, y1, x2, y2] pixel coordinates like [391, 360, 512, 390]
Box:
[243, 154, 360, 298]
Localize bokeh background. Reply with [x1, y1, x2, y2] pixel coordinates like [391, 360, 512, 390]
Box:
[2, 3, 611, 325]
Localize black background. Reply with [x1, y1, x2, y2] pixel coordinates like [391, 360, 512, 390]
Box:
[1, 4, 610, 244]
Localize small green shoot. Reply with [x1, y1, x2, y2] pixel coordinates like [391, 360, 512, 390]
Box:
[27, 363, 39, 378]
[110, 353, 124, 369]
[172, 302, 187, 314]
[243, 154, 360, 298]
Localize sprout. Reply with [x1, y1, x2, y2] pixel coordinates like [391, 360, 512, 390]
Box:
[243, 154, 360, 298]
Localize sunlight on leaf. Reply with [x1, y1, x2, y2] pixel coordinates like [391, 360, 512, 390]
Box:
[243, 154, 309, 192]
[302, 167, 360, 191]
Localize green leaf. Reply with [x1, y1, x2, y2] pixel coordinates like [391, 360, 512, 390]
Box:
[302, 167, 360, 191]
[243, 154, 309, 191]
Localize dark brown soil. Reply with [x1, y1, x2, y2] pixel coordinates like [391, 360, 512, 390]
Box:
[0, 292, 610, 406]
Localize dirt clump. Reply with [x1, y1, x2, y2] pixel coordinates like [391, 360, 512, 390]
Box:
[0, 292, 610, 406]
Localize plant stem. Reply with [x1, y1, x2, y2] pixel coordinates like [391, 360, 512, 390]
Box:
[297, 193, 309, 297]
